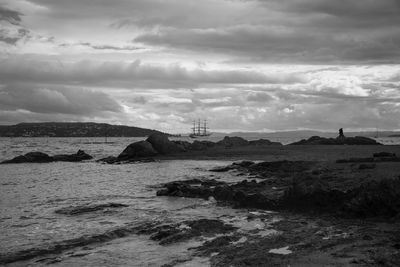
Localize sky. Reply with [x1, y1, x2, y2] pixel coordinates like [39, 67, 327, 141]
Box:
[0, 0, 400, 133]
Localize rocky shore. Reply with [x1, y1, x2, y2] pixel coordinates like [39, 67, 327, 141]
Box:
[151, 152, 400, 266]
[1, 133, 382, 164]
[97, 133, 381, 164]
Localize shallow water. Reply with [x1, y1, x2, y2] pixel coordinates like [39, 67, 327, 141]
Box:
[0, 137, 278, 266]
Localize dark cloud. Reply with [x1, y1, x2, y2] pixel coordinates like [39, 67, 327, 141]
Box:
[16, 0, 400, 64]
[0, 84, 122, 115]
[0, 28, 30, 45]
[0, 34, 19, 45]
[269, 0, 400, 25]
[128, 0, 400, 64]
[135, 24, 400, 64]
[0, 5, 22, 25]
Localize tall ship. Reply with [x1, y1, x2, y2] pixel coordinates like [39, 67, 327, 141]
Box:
[190, 119, 211, 138]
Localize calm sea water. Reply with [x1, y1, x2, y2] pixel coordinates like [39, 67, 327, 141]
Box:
[0, 136, 399, 266]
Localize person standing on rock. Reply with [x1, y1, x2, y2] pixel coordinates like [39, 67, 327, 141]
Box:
[337, 128, 345, 143]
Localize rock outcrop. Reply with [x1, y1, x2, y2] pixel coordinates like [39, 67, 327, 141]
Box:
[135, 218, 236, 245]
[290, 136, 381, 145]
[117, 140, 158, 160]
[146, 133, 185, 154]
[1, 150, 93, 164]
[1, 152, 53, 164]
[190, 140, 216, 151]
[157, 160, 400, 218]
[217, 136, 249, 147]
[249, 139, 281, 146]
[172, 140, 192, 151]
[53, 150, 93, 162]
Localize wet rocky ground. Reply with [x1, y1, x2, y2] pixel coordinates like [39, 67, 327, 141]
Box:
[154, 152, 400, 266]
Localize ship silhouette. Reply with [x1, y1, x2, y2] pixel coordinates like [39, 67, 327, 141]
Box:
[190, 119, 211, 138]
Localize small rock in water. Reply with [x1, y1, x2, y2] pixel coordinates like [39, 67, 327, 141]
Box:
[55, 203, 128, 215]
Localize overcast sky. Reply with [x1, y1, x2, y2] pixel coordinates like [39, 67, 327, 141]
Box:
[1, 0, 400, 133]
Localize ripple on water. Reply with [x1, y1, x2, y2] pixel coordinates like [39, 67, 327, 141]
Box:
[0, 138, 284, 265]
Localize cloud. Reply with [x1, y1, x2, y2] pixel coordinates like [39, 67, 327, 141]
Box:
[126, 0, 400, 64]
[2, 0, 399, 64]
[0, 28, 30, 45]
[246, 92, 274, 102]
[59, 42, 143, 51]
[0, 5, 22, 25]
[135, 23, 400, 64]
[1, 0, 400, 131]
[0, 83, 122, 115]
[0, 57, 306, 88]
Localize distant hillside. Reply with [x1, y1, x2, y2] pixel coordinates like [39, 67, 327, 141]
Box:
[0, 122, 167, 137]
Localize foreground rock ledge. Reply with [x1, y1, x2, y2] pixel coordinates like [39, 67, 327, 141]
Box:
[157, 159, 400, 218]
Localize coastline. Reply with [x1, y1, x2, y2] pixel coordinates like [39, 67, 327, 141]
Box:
[2, 136, 400, 266]
[154, 143, 400, 266]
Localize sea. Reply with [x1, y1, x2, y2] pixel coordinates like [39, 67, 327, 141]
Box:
[0, 136, 399, 266]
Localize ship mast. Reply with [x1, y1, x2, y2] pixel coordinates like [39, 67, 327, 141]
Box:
[197, 119, 201, 135]
[202, 119, 208, 135]
[192, 120, 196, 135]
[190, 118, 211, 137]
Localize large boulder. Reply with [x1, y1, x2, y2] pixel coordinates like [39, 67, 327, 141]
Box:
[146, 133, 185, 154]
[217, 136, 249, 147]
[53, 150, 93, 162]
[118, 140, 158, 159]
[1, 152, 53, 164]
[190, 140, 216, 151]
[172, 140, 191, 151]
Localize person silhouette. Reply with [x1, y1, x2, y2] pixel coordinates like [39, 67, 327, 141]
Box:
[339, 128, 344, 138]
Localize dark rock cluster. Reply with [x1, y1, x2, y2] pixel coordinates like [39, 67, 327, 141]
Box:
[99, 134, 282, 163]
[290, 135, 381, 145]
[135, 219, 237, 245]
[157, 160, 400, 218]
[1, 150, 93, 164]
